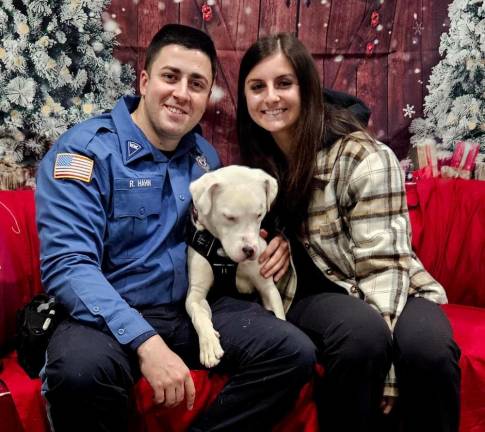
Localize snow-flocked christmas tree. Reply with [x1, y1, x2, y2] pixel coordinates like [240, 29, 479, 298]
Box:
[0, 0, 134, 188]
[410, 0, 485, 154]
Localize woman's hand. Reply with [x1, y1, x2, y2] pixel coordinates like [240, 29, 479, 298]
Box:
[258, 230, 290, 282]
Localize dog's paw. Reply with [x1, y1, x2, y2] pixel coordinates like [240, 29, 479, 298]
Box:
[199, 330, 224, 368]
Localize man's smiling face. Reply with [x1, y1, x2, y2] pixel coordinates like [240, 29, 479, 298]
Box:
[137, 44, 213, 151]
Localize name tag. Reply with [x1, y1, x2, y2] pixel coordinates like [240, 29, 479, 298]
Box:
[129, 178, 152, 188]
[114, 177, 162, 190]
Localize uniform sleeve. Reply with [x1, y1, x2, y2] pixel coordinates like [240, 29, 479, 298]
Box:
[343, 147, 410, 325]
[35, 141, 154, 348]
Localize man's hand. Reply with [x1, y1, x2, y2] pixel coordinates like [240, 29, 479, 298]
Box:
[259, 230, 290, 282]
[381, 395, 397, 415]
[137, 334, 195, 410]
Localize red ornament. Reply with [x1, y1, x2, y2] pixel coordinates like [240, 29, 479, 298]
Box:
[201, 3, 213, 22]
[371, 11, 380, 28]
[365, 42, 375, 56]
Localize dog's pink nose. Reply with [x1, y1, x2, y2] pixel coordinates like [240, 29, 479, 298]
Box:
[242, 246, 254, 259]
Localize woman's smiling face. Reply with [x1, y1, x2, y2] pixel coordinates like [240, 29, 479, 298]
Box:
[244, 51, 301, 152]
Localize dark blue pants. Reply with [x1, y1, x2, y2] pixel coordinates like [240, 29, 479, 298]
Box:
[288, 294, 460, 432]
[42, 297, 316, 432]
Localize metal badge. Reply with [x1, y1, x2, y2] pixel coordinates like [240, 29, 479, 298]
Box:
[195, 154, 210, 172]
[190, 148, 210, 172]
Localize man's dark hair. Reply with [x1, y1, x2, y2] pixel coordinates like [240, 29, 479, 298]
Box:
[144, 24, 217, 80]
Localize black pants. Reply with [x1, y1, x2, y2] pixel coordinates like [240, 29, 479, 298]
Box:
[288, 294, 461, 432]
[42, 297, 316, 432]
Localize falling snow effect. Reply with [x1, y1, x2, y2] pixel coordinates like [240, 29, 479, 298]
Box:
[413, 20, 424, 35]
[210, 85, 225, 104]
[403, 104, 416, 119]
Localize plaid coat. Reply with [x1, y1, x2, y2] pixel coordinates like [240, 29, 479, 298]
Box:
[277, 132, 447, 395]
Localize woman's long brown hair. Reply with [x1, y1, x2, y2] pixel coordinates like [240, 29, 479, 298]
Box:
[237, 33, 367, 231]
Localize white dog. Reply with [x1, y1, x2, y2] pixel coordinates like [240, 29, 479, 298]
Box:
[186, 165, 286, 368]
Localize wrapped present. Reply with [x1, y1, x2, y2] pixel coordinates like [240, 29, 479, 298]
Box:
[436, 150, 453, 174]
[474, 159, 485, 181]
[441, 141, 479, 179]
[415, 138, 439, 178]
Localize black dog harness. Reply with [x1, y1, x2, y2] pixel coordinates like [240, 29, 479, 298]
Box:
[186, 207, 240, 297]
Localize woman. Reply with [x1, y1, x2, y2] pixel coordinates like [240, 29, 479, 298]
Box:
[237, 33, 460, 432]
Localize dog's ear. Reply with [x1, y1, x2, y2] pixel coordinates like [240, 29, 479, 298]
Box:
[260, 172, 278, 212]
[190, 173, 220, 216]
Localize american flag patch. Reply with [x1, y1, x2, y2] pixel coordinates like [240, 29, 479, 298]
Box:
[54, 153, 94, 183]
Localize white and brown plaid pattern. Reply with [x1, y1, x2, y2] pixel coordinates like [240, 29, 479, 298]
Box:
[276, 132, 447, 396]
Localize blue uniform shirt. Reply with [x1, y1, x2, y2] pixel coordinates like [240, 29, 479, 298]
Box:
[36, 96, 221, 348]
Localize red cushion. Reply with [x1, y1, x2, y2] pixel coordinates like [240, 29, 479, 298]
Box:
[0, 352, 48, 432]
[132, 372, 227, 431]
[0, 352, 319, 432]
[1, 183, 484, 432]
[133, 368, 321, 431]
[406, 179, 485, 307]
[273, 370, 320, 432]
[0, 378, 24, 432]
[0, 189, 43, 350]
[442, 304, 485, 432]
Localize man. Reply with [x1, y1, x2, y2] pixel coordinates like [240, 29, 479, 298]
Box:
[36, 24, 315, 432]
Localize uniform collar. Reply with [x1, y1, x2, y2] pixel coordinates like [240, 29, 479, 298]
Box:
[111, 96, 197, 165]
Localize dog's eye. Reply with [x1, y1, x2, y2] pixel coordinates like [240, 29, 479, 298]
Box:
[224, 214, 237, 222]
[257, 213, 262, 219]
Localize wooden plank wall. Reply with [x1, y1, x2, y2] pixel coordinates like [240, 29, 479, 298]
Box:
[107, 0, 451, 164]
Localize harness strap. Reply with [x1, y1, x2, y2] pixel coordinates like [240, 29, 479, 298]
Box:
[186, 208, 238, 288]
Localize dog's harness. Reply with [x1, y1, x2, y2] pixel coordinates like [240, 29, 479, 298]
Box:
[186, 207, 239, 294]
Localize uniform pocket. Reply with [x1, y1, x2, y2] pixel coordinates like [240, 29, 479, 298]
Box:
[114, 189, 162, 219]
[109, 178, 162, 260]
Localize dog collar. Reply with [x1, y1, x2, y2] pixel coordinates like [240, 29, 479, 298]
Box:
[186, 208, 239, 283]
[186, 207, 237, 264]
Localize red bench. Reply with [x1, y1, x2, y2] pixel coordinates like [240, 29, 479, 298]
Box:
[1, 178, 484, 432]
